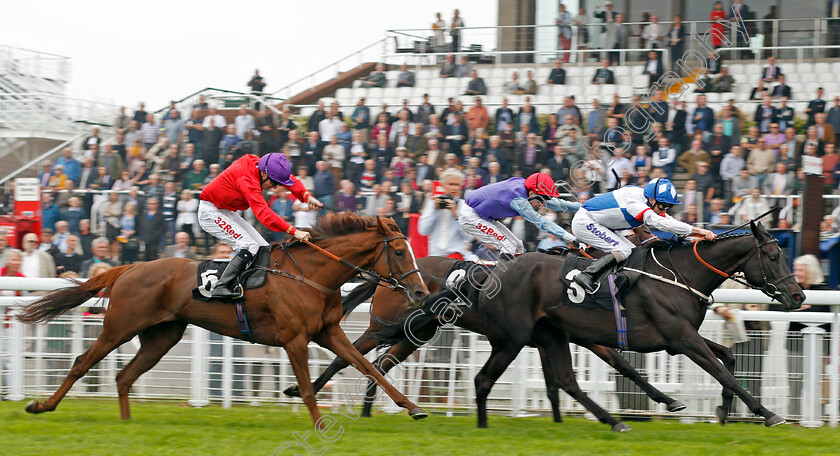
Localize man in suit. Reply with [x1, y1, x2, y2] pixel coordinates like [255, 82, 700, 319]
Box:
[424, 139, 447, 168]
[729, 0, 751, 56]
[814, 112, 837, 144]
[20, 232, 57, 278]
[761, 56, 782, 83]
[548, 59, 566, 85]
[771, 74, 791, 99]
[754, 95, 778, 134]
[592, 59, 615, 85]
[604, 13, 629, 65]
[806, 87, 826, 126]
[464, 70, 487, 95]
[163, 231, 197, 260]
[594, 1, 618, 35]
[439, 54, 456, 78]
[414, 153, 436, 184]
[642, 51, 664, 88]
[138, 197, 165, 261]
[517, 133, 544, 176]
[762, 162, 795, 207]
[707, 51, 724, 75]
[78, 237, 117, 277]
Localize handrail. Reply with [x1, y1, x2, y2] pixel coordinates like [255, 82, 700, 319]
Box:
[151, 87, 285, 115]
[385, 17, 826, 35]
[0, 132, 85, 186]
[269, 38, 387, 99]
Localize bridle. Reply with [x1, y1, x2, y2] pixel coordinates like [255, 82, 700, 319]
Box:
[278, 232, 421, 294]
[692, 234, 793, 302]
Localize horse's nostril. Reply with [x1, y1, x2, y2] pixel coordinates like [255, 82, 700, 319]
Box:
[415, 290, 428, 300]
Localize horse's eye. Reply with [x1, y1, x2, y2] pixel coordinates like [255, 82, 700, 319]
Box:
[769, 254, 779, 262]
[395, 250, 405, 257]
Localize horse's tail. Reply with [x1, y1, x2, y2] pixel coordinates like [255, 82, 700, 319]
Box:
[17, 264, 135, 324]
[342, 281, 378, 316]
[369, 288, 455, 346]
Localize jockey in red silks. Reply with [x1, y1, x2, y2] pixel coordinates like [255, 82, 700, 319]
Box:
[198, 153, 323, 299]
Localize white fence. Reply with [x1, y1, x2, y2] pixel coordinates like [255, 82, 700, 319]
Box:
[1, 278, 838, 428]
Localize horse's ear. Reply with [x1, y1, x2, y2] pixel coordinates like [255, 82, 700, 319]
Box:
[375, 216, 387, 234]
[749, 220, 757, 234]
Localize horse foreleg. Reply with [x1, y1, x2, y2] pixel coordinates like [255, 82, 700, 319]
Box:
[533, 330, 628, 432]
[677, 332, 783, 427]
[702, 337, 737, 424]
[283, 330, 379, 398]
[314, 323, 427, 420]
[536, 347, 562, 423]
[26, 328, 130, 415]
[474, 344, 522, 428]
[584, 343, 686, 412]
[115, 322, 187, 420]
[361, 335, 426, 418]
[284, 337, 323, 427]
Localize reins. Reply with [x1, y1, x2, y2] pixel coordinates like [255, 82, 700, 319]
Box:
[268, 231, 421, 295]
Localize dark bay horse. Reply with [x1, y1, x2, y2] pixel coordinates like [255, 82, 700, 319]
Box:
[286, 255, 686, 431]
[18, 213, 430, 427]
[382, 221, 805, 428]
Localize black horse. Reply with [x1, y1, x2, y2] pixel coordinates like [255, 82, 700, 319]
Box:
[380, 221, 804, 428]
[287, 255, 686, 432]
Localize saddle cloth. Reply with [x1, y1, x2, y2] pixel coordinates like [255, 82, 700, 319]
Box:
[192, 246, 272, 301]
[559, 247, 648, 311]
[442, 260, 495, 306]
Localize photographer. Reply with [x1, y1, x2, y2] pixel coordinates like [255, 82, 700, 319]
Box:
[418, 168, 475, 260]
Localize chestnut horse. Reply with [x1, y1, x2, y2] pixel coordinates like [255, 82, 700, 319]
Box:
[18, 213, 430, 427]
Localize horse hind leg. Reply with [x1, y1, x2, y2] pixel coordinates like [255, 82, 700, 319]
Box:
[533, 328, 627, 432]
[536, 347, 562, 423]
[26, 322, 136, 415]
[115, 322, 188, 420]
[585, 343, 686, 412]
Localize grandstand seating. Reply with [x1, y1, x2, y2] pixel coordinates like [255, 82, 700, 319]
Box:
[313, 60, 825, 120]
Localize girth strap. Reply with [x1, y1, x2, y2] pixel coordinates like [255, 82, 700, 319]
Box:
[255, 266, 338, 295]
[235, 301, 254, 343]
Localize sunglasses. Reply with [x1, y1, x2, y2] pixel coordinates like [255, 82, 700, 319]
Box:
[656, 202, 674, 211]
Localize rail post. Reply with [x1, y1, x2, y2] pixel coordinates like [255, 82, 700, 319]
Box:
[800, 325, 826, 428]
[188, 326, 209, 407]
[7, 312, 25, 401]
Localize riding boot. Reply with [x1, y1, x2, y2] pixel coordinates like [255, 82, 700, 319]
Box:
[212, 249, 254, 300]
[573, 254, 618, 294]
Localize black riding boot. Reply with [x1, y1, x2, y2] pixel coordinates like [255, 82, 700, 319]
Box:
[573, 254, 618, 294]
[212, 249, 254, 300]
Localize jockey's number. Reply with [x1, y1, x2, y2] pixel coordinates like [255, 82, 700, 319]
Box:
[215, 217, 242, 240]
[564, 269, 585, 304]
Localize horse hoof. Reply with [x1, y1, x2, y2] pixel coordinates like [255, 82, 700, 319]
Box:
[282, 385, 301, 398]
[409, 407, 428, 420]
[611, 422, 631, 432]
[667, 401, 686, 412]
[715, 406, 728, 425]
[25, 400, 41, 414]
[765, 414, 785, 427]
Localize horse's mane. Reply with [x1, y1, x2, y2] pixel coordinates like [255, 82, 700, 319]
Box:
[293, 212, 399, 243]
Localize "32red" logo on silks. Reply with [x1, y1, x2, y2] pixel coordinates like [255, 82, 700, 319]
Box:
[215, 217, 242, 240]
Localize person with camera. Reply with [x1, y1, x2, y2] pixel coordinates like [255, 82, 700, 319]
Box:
[418, 168, 476, 261]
